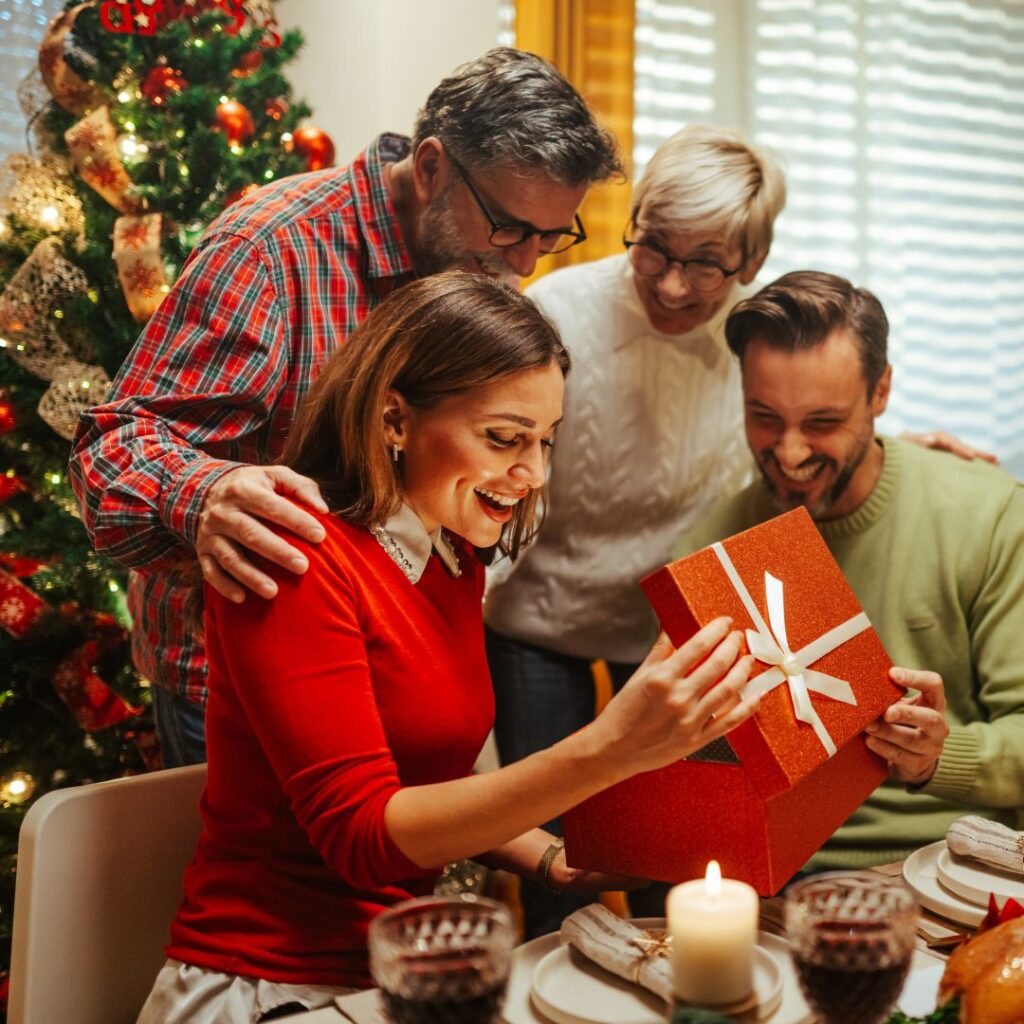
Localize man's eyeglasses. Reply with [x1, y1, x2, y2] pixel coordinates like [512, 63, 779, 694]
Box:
[623, 232, 744, 293]
[449, 153, 587, 255]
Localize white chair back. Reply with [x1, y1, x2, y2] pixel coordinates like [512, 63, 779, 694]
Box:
[9, 763, 207, 1024]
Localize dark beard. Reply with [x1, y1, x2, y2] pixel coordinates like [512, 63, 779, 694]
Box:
[759, 429, 875, 520]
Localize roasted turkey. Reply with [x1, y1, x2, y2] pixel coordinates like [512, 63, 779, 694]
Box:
[939, 917, 1024, 1024]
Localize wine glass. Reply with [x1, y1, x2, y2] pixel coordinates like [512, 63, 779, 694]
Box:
[368, 894, 515, 1024]
[784, 871, 916, 1024]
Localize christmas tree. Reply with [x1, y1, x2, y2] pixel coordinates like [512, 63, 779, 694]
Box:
[0, 0, 331, 993]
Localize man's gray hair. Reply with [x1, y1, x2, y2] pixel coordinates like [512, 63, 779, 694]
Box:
[412, 48, 623, 187]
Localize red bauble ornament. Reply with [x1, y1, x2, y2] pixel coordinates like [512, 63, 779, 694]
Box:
[0, 399, 14, 435]
[231, 49, 263, 78]
[291, 125, 335, 172]
[141, 65, 188, 106]
[0, 474, 26, 503]
[226, 182, 259, 206]
[265, 97, 288, 121]
[213, 100, 255, 146]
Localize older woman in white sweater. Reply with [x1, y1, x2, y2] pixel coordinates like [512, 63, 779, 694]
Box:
[483, 124, 787, 937]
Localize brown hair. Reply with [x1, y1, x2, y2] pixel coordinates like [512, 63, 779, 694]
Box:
[281, 270, 570, 560]
[725, 270, 889, 395]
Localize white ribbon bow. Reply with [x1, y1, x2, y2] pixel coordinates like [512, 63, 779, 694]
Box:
[711, 542, 871, 757]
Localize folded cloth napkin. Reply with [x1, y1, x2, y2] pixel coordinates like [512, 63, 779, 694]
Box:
[559, 904, 675, 1003]
[946, 815, 1024, 875]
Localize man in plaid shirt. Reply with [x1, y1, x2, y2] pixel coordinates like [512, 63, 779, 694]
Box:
[69, 48, 622, 766]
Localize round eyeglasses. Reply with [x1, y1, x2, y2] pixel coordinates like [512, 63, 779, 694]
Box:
[623, 235, 744, 292]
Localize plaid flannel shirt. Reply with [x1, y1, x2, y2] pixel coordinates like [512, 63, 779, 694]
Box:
[69, 134, 416, 704]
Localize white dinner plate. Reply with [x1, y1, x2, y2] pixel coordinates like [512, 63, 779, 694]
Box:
[502, 918, 663, 1024]
[935, 846, 1024, 908]
[502, 931, 561, 1024]
[530, 940, 783, 1024]
[529, 943, 667, 1024]
[903, 841, 986, 927]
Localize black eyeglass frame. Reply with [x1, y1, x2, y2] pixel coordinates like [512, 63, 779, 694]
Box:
[622, 229, 746, 293]
[448, 152, 588, 255]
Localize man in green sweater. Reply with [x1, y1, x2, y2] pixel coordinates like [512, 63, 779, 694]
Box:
[676, 270, 1024, 868]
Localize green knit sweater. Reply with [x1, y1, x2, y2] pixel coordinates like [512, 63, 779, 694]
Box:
[676, 437, 1024, 868]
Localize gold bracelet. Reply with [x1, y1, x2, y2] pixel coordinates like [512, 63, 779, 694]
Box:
[537, 837, 565, 894]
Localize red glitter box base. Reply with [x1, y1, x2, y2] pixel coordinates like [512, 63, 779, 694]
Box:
[563, 507, 902, 895]
[563, 733, 886, 895]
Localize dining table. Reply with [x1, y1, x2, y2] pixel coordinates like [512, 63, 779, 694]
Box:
[283, 859, 960, 1024]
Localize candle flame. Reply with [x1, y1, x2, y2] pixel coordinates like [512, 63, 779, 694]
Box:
[705, 859, 722, 896]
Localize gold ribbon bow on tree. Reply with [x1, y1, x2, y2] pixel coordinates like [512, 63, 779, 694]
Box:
[64, 106, 139, 214]
[113, 213, 170, 322]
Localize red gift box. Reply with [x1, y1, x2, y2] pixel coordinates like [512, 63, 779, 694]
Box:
[562, 507, 902, 895]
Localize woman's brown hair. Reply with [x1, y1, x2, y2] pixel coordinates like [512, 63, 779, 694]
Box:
[280, 270, 569, 560]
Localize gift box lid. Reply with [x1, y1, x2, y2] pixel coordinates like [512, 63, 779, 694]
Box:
[642, 506, 900, 798]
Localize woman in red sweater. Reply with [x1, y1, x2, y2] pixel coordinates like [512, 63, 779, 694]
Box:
[138, 272, 758, 1022]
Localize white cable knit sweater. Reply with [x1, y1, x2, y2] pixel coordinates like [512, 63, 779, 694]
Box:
[484, 254, 753, 664]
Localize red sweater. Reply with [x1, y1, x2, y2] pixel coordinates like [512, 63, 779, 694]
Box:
[166, 512, 492, 987]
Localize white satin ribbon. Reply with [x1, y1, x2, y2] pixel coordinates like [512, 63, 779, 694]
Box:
[711, 541, 871, 757]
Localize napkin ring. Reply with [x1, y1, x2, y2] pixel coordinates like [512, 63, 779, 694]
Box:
[538, 837, 565, 894]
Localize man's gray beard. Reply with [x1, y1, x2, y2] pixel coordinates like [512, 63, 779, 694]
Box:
[411, 186, 516, 284]
[760, 427, 874, 521]
[411, 185, 465, 276]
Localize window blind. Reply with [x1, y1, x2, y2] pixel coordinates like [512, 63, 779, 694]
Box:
[0, 0, 64, 161]
[635, 0, 748, 168]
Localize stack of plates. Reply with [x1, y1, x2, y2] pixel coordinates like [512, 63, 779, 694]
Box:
[501, 918, 813, 1024]
[902, 840, 1024, 926]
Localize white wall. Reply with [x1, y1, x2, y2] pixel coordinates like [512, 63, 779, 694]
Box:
[276, 0, 503, 164]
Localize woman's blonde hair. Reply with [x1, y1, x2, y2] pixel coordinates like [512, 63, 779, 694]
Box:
[281, 270, 569, 560]
[631, 124, 786, 264]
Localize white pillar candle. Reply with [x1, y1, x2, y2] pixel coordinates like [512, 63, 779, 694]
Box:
[666, 860, 759, 1006]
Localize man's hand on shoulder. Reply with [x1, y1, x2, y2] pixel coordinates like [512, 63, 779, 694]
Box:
[865, 667, 949, 787]
[901, 430, 998, 464]
[196, 465, 329, 603]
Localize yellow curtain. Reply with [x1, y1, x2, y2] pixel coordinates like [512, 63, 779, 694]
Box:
[515, 0, 635, 284]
